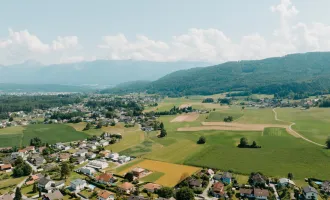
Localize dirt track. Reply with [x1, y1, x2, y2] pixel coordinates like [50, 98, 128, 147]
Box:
[171, 113, 199, 122]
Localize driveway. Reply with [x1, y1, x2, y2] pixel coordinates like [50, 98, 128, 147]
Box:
[269, 183, 280, 200]
[195, 175, 217, 200]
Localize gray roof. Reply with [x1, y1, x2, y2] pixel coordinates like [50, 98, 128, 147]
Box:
[43, 190, 63, 200]
[303, 186, 318, 194]
[38, 177, 52, 186]
[128, 196, 149, 200]
[222, 172, 232, 179]
[71, 179, 86, 186]
[54, 180, 65, 187]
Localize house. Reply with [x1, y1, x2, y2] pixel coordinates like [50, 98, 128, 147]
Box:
[109, 153, 119, 161]
[11, 152, 25, 159]
[207, 169, 214, 176]
[32, 156, 46, 167]
[119, 182, 135, 194]
[75, 149, 88, 157]
[98, 190, 115, 200]
[221, 172, 232, 185]
[254, 189, 269, 200]
[26, 174, 44, 185]
[99, 140, 109, 147]
[132, 167, 145, 178]
[250, 173, 266, 186]
[55, 143, 64, 150]
[87, 144, 97, 150]
[211, 182, 225, 198]
[38, 177, 55, 192]
[279, 178, 295, 187]
[118, 155, 130, 163]
[59, 153, 70, 162]
[99, 150, 110, 158]
[143, 183, 162, 193]
[156, 198, 176, 200]
[0, 164, 12, 172]
[87, 160, 108, 169]
[188, 179, 202, 188]
[86, 152, 96, 159]
[213, 174, 222, 181]
[38, 147, 46, 153]
[70, 179, 87, 191]
[76, 157, 86, 165]
[42, 190, 63, 200]
[96, 173, 116, 184]
[321, 181, 330, 194]
[303, 186, 318, 200]
[78, 167, 96, 175]
[128, 196, 149, 200]
[0, 194, 13, 200]
[239, 188, 254, 198]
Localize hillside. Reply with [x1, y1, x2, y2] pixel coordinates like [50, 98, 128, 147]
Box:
[144, 52, 330, 97]
[0, 83, 94, 93]
[100, 80, 151, 94]
[0, 60, 208, 86]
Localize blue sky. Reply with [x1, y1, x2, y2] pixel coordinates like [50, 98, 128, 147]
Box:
[1, 0, 330, 65]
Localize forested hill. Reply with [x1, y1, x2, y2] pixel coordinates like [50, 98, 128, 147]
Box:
[143, 52, 330, 97]
[100, 80, 151, 94]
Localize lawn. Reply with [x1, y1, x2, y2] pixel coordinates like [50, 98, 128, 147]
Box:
[0, 134, 22, 147]
[116, 159, 200, 187]
[0, 176, 26, 195]
[21, 124, 89, 146]
[21, 184, 38, 198]
[140, 172, 165, 183]
[0, 126, 25, 135]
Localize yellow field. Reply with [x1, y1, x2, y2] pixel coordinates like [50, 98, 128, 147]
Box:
[117, 159, 201, 187]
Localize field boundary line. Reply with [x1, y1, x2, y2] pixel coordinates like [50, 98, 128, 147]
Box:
[272, 108, 326, 147]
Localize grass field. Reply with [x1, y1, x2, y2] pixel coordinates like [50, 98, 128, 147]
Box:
[276, 108, 330, 144]
[0, 134, 22, 147]
[140, 172, 165, 183]
[116, 159, 200, 187]
[206, 111, 244, 122]
[0, 176, 26, 195]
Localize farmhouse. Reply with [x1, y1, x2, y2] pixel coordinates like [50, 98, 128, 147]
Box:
[143, 183, 162, 193]
[132, 167, 145, 178]
[303, 186, 318, 200]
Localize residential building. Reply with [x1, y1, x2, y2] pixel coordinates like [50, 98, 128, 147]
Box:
[254, 189, 269, 200]
[132, 167, 145, 178]
[42, 190, 63, 200]
[98, 190, 115, 200]
[119, 182, 135, 194]
[78, 167, 96, 175]
[99, 140, 109, 147]
[0, 164, 12, 172]
[118, 155, 130, 163]
[239, 188, 254, 198]
[59, 153, 70, 162]
[143, 183, 162, 193]
[128, 196, 149, 200]
[189, 179, 202, 188]
[211, 182, 225, 198]
[303, 186, 318, 200]
[250, 173, 266, 186]
[109, 153, 119, 161]
[87, 160, 108, 169]
[38, 177, 55, 192]
[99, 150, 110, 158]
[279, 178, 295, 187]
[96, 173, 116, 184]
[75, 149, 88, 157]
[321, 181, 330, 194]
[221, 172, 232, 185]
[86, 152, 96, 159]
[70, 179, 87, 191]
[0, 194, 13, 200]
[76, 157, 86, 165]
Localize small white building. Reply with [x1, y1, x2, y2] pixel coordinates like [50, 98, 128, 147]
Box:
[87, 160, 109, 169]
[99, 140, 109, 147]
[70, 179, 87, 191]
[118, 156, 130, 164]
[78, 167, 96, 175]
[109, 153, 119, 161]
[303, 186, 318, 200]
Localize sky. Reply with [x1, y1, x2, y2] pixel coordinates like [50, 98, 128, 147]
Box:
[1, 0, 330, 65]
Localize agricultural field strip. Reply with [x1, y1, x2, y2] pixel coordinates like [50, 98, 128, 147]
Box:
[272, 108, 325, 147]
[170, 113, 199, 122]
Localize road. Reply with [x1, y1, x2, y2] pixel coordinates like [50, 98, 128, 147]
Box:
[272, 108, 326, 147]
[269, 183, 280, 200]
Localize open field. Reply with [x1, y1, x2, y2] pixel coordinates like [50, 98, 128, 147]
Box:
[116, 159, 201, 187]
[206, 111, 243, 122]
[170, 113, 199, 122]
[0, 176, 26, 195]
[0, 134, 22, 147]
[0, 126, 25, 135]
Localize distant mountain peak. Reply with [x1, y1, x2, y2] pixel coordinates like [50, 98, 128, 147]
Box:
[21, 59, 43, 67]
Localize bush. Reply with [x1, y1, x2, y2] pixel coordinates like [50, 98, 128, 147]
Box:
[197, 136, 206, 144]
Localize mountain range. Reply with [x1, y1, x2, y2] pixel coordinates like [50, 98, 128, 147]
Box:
[0, 60, 209, 87]
[102, 52, 330, 97]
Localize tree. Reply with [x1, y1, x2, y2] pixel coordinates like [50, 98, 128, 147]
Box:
[288, 172, 293, 180]
[160, 122, 164, 130]
[96, 121, 103, 129]
[83, 123, 91, 131]
[326, 136, 330, 149]
[239, 137, 248, 147]
[60, 162, 71, 179]
[176, 187, 194, 200]
[9, 116, 14, 122]
[14, 187, 22, 200]
[124, 172, 134, 182]
[157, 187, 174, 198]
[32, 183, 37, 193]
[160, 129, 167, 138]
[197, 136, 206, 144]
[252, 141, 257, 147]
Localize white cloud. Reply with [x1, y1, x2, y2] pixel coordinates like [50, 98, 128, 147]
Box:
[52, 36, 79, 51]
